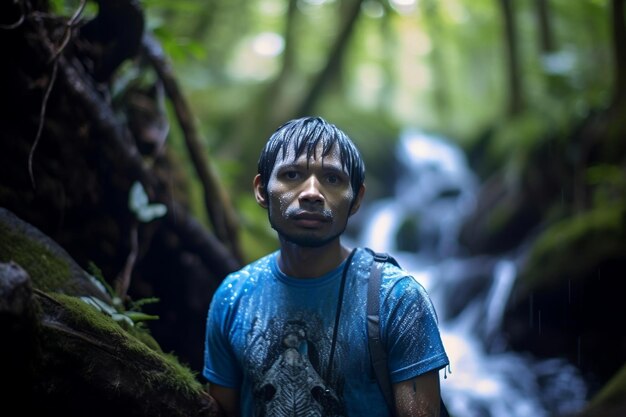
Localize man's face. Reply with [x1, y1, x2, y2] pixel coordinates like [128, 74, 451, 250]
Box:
[255, 143, 363, 248]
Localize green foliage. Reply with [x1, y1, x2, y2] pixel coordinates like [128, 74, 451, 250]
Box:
[319, 95, 401, 200]
[136, 0, 617, 265]
[80, 295, 160, 327]
[587, 164, 626, 206]
[236, 193, 278, 263]
[49, 293, 203, 395]
[521, 204, 626, 292]
[488, 111, 558, 178]
[129, 296, 161, 311]
[87, 261, 115, 298]
[49, 0, 98, 19]
[85, 263, 161, 328]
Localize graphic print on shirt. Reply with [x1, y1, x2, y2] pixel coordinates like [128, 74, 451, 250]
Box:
[244, 313, 346, 417]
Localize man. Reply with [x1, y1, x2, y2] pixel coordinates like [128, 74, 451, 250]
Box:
[203, 116, 449, 416]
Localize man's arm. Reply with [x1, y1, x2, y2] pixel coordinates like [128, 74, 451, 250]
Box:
[208, 384, 240, 417]
[392, 370, 441, 417]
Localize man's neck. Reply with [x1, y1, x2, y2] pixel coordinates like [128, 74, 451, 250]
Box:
[277, 239, 352, 278]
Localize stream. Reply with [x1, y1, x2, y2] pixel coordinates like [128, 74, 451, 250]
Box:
[346, 129, 588, 417]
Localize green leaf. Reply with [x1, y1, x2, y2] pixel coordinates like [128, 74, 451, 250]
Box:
[111, 313, 135, 326]
[124, 311, 160, 322]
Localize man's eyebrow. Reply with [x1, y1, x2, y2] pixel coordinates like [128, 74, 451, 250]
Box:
[319, 157, 348, 170]
[275, 162, 302, 170]
[275, 159, 347, 174]
[321, 164, 348, 174]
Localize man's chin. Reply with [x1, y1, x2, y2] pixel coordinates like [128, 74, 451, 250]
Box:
[279, 235, 336, 248]
[276, 230, 344, 248]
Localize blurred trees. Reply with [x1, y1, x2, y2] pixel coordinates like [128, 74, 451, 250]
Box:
[141, 0, 617, 198]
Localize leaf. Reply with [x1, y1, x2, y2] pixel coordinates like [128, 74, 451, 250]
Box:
[111, 313, 135, 326]
[81, 296, 118, 316]
[129, 297, 160, 310]
[124, 311, 160, 322]
[87, 261, 115, 297]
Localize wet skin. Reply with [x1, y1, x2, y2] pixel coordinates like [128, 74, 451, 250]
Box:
[253, 143, 365, 277]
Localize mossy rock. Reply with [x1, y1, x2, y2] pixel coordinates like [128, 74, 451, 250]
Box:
[503, 204, 626, 390]
[0, 207, 111, 301]
[31, 291, 219, 417]
[517, 205, 626, 295]
[0, 208, 222, 416]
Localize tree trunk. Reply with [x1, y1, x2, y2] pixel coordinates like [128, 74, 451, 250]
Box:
[0, 0, 241, 373]
[378, 1, 396, 113]
[611, 0, 626, 108]
[262, 0, 300, 127]
[297, 0, 366, 116]
[141, 33, 243, 262]
[535, 0, 555, 54]
[498, 0, 524, 116]
[422, 0, 450, 123]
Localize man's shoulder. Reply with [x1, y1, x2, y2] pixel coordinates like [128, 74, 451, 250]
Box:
[358, 247, 404, 275]
[360, 248, 429, 292]
[362, 247, 401, 267]
[219, 251, 278, 289]
[240, 251, 278, 273]
[354, 247, 416, 289]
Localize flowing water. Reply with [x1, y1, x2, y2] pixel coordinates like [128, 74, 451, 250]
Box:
[347, 129, 588, 417]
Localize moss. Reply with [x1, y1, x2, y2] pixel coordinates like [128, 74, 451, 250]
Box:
[0, 222, 72, 293]
[486, 203, 516, 235]
[489, 114, 547, 174]
[521, 205, 626, 292]
[45, 293, 205, 397]
[395, 217, 420, 253]
[126, 323, 164, 353]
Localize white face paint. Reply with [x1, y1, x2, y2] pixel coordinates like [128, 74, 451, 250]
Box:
[265, 143, 355, 248]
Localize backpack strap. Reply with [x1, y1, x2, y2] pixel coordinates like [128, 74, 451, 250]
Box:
[366, 249, 450, 417]
[366, 250, 398, 416]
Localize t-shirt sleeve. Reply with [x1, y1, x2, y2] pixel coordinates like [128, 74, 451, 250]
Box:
[202, 282, 242, 388]
[381, 272, 449, 383]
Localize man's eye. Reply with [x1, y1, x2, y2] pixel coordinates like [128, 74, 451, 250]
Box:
[326, 174, 340, 184]
[284, 171, 299, 180]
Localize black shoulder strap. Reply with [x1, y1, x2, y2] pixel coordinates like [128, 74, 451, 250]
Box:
[366, 249, 450, 417]
[366, 250, 398, 416]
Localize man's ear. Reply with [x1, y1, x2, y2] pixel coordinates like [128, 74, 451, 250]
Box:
[349, 184, 366, 216]
[253, 174, 268, 208]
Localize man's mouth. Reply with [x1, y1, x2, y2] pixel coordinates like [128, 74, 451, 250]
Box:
[288, 210, 332, 227]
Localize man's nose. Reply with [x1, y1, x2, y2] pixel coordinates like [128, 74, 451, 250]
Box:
[299, 175, 324, 205]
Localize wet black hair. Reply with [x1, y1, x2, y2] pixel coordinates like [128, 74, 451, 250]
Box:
[257, 116, 365, 200]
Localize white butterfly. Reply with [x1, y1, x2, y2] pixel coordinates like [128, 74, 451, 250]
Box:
[128, 181, 167, 222]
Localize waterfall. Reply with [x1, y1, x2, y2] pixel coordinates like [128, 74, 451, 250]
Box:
[349, 129, 588, 417]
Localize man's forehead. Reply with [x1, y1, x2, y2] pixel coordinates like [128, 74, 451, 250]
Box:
[275, 141, 343, 166]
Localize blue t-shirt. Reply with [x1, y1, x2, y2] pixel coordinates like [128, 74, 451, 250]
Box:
[203, 248, 449, 416]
